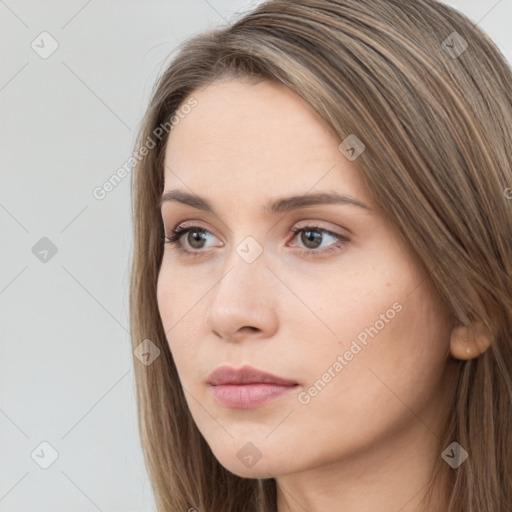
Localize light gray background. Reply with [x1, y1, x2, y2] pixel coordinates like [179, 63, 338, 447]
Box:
[1, 1, 510, 511]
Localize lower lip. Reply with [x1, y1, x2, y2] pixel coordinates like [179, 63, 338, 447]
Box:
[210, 383, 298, 408]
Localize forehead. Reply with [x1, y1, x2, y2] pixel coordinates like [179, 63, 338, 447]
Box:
[163, 78, 370, 207]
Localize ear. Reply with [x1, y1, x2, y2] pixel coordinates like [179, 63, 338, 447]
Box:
[449, 321, 493, 360]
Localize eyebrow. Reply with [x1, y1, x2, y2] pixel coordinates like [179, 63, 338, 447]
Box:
[158, 189, 372, 214]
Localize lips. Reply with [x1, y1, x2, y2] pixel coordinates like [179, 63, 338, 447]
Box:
[207, 365, 299, 408]
[208, 366, 298, 409]
[207, 365, 298, 386]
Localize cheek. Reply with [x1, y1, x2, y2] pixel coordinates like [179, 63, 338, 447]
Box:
[288, 256, 407, 355]
[290, 283, 451, 455]
[292, 244, 449, 393]
[156, 262, 191, 326]
[156, 266, 185, 356]
[327, 279, 450, 409]
[156, 264, 207, 374]
[156, 268, 172, 326]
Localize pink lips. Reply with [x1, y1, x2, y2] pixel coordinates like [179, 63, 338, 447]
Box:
[207, 365, 299, 409]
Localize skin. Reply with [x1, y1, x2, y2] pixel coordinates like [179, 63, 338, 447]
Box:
[156, 78, 490, 512]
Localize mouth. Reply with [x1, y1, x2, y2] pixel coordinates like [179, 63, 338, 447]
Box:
[207, 365, 299, 409]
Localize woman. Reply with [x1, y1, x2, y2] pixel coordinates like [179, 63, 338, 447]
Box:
[129, 1, 512, 510]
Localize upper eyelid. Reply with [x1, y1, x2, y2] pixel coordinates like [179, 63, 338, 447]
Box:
[161, 208, 356, 234]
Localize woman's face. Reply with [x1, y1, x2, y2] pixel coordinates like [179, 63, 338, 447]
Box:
[157, 78, 457, 480]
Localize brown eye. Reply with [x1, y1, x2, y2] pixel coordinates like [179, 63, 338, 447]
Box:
[298, 229, 324, 249]
[288, 225, 350, 258]
[184, 229, 208, 249]
[164, 225, 220, 256]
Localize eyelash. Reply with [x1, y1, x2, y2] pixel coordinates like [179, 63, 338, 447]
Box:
[163, 224, 349, 259]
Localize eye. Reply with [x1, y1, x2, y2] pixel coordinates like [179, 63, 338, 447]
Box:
[288, 225, 349, 257]
[164, 225, 219, 256]
[163, 223, 349, 258]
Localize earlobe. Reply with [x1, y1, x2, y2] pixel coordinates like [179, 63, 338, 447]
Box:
[449, 321, 493, 360]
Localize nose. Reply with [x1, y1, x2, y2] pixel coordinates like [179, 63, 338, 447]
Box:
[204, 246, 279, 344]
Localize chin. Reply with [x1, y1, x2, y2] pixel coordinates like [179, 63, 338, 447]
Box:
[211, 445, 295, 479]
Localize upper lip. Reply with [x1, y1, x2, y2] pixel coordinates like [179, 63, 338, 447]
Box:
[207, 365, 298, 386]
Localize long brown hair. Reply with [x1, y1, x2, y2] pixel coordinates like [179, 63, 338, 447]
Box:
[129, 1, 512, 510]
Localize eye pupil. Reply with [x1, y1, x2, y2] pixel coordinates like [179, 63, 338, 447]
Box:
[301, 230, 322, 249]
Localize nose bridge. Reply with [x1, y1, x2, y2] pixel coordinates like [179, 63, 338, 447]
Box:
[205, 234, 277, 339]
[212, 234, 269, 307]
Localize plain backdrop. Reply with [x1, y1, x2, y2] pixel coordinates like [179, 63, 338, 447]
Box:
[1, 1, 511, 511]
